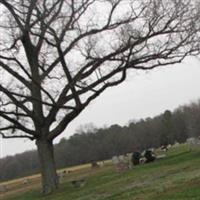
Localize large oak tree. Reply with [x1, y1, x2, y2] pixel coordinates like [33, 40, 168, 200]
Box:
[0, 0, 199, 194]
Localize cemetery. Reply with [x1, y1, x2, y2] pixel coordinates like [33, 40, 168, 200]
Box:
[0, 0, 200, 198]
[1, 142, 200, 200]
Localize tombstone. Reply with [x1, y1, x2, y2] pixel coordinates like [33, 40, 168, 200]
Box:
[0, 185, 7, 193]
[119, 155, 130, 170]
[139, 157, 147, 164]
[112, 156, 121, 171]
[131, 151, 141, 165]
[91, 161, 99, 168]
[112, 156, 120, 165]
[187, 137, 200, 150]
[112, 155, 129, 171]
[173, 142, 180, 147]
[22, 178, 30, 185]
[123, 154, 130, 165]
[161, 145, 168, 152]
[149, 148, 155, 152]
[71, 179, 86, 188]
[98, 161, 105, 167]
[167, 144, 172, 149]
[58, 171, 65, 180]
[156, 154, 166, 159]
[144, 150, 156, 163]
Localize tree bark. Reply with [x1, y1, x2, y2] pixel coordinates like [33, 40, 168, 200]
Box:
[36, 139, 59, 195]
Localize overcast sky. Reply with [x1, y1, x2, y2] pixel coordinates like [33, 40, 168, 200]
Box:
[1, 57, 200, 158]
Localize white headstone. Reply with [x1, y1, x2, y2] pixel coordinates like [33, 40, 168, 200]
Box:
[112, 156, 119, 165]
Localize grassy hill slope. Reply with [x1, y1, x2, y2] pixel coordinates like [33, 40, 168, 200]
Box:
[3, 144, 200, 200]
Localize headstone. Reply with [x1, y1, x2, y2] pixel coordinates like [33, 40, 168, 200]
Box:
[0, 185, 7, 193]
[112, 155, 129, 171]
[156, 154, 166, 159]
[161, 145, 168, 152]
[71, 179, 86, 188]
[173, 142, 180, 147]
[22, 179, 30, 185]
[99, 161, 105, 167]
[112, 156, 120, 165]
[144, 150, 156, 163]
[187, 137, 200, 150]
[139, 157, 147, 164]
[91, 161, 99, 168]
[131, 151, 141, 165]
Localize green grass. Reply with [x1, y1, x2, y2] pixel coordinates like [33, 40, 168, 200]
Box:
[4, 144, 200, 200]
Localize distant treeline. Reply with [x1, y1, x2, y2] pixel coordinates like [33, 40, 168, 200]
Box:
[1, 100, 200, 181]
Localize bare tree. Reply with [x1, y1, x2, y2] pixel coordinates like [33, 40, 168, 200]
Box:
[0, 0, 199, 194]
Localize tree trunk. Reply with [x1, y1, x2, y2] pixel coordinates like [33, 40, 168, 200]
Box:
[36, 139, 59, 195]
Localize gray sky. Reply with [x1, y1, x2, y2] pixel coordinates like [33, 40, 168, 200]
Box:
[1, 57, 200, 158]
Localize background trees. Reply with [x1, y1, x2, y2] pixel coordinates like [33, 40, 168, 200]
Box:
[1, 100, 200, 182]
[0, 0, 199, 194]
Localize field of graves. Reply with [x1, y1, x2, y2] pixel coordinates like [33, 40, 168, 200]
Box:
[2, 144, 200, 200]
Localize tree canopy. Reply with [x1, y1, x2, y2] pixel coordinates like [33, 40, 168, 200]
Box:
[0, 0, 199, 141]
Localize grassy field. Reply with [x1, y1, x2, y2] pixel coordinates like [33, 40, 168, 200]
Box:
[2, 144, 200, 200]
